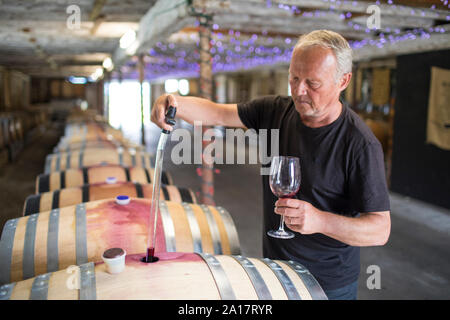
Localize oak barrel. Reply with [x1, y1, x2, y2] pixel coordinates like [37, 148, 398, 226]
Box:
[24, 182, 197, 215]
[44, 148, 155, 173]
[62, 123, 123, 140]
[64, 123, 121, 137]
[57, 134, 127, 147]
[0, 117, 8, 149]
[36, 165, 172, 193]
[53, 140, 145, 153]
[0, 198, 240, 284]
[1, 252, 327, 300]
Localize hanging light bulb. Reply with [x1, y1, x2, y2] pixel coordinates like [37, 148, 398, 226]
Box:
[90, 67, 104, 81]
[103, 57, 114, 71]
[164, 79, 178, 93]
[120, 29, 136, 49]
[178, 79, 189, 95]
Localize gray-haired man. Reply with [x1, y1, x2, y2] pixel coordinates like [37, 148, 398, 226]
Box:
[151, 30, 391, 300]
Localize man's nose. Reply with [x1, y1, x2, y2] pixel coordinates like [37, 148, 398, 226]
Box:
[292, 81, 308, 96]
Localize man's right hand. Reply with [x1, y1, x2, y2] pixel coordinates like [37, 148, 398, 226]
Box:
[151, 93, 178, 132]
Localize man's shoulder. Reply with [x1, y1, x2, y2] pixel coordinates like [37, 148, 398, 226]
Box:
[237, 95, 294, 129]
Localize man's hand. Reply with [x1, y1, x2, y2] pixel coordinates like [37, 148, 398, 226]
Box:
[275, 198, 391, 246]
[274, 198, 324, 235]
[151, 93, 178, 132]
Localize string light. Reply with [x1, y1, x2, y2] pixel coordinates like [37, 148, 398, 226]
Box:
[114, 0, 449, 81]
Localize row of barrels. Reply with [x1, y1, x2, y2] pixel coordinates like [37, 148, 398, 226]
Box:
[0, 113, 327, 300]
[0, 109, 48, 167]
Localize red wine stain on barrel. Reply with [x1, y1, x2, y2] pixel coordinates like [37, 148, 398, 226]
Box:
[126, 252, 203, 265]
[86, 199, 166, 254]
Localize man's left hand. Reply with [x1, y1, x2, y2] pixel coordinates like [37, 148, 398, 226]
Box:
[274, 198, 323, 234]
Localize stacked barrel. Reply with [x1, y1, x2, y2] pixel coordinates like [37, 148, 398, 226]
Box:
[0, 111, 327, 300]
[0, 108, 48, 167]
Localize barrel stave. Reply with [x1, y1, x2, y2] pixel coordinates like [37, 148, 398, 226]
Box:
[36, 166, 173, 193]
[164, 201, 194, 253]
[189, 203, 215, 254]
[249, 258, 287, 299]
[276, 261, 313, 300]
[215, 255, 259, 300]
[45, 149, 154, 173]
[25, 183, 196, 215]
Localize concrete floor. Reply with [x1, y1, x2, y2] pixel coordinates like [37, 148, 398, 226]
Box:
[0, 122, 62, 230]
[0, 121, 449, 300]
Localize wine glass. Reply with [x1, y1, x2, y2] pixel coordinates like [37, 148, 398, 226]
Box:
[267, 156, 301, 239]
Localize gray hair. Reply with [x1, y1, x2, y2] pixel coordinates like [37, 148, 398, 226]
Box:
[293, 30, 353, 81]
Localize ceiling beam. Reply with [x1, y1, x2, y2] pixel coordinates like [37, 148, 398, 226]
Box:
[112, 0, 194, 67]
[89, 0, 108, 35]
[242, 0, 450, 20]
[90, 0, 108, 21]
[353, 32, 450, 61]
[12, 65, 100, 78]
[350, 14, 435, 30]
[213, 13, 374, 40]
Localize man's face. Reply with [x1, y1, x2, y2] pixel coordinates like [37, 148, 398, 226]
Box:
[289, 46, 344, 118]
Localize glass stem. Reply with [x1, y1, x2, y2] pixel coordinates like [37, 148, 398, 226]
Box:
[279, 215, 285, 231]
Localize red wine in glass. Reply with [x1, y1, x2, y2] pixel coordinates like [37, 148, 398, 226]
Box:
[267, 156, 301, 239]
[271, 189, 298, 199]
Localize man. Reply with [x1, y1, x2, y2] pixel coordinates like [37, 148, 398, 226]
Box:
[151, 30, 391, 300]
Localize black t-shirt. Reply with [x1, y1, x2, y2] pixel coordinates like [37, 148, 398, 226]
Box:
[237, 95, 390, 290]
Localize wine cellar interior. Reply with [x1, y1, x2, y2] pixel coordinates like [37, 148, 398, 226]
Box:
[0, 0, 449, 302]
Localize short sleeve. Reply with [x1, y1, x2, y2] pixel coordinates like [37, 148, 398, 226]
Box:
[237, 96, 278, 130]
[348, 142, 391, 213]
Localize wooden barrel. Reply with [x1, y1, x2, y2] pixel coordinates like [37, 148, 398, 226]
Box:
[44, 148, 155, 174]
[0, 148, 8, 167]
[1, 252, 327, 300]
[64, 123, 121, 136]
[0, 117, 8, 149]
[0, 118, 10, 166]
[24, 182, 197, 215]
[63, 124, 122, 139]
[36, 165, 173, 193]
[53, 141, 145, 153]
[57, 134, 127, 147]
[0, 198, 240, 284]
[7, 116, 19, 143]
[65, 111, 103, 123]
[13, 117, 24, 142]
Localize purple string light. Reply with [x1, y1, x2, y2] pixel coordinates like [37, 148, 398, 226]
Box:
[114, 1, 448, 81]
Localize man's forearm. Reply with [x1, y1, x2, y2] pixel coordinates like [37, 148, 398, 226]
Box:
[316, 209, 391, 247]
[173, 96, 243, 128]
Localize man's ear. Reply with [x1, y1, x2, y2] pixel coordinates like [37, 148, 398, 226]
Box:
[339, 72, 352, 91]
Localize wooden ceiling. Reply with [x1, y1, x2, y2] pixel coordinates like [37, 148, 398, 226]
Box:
[0, 0, 156, 77]
[0, 0, 448, 79]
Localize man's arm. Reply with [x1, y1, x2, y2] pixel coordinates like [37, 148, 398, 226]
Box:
[275, 198, 391, 246]
[151, 94, 246, 131]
